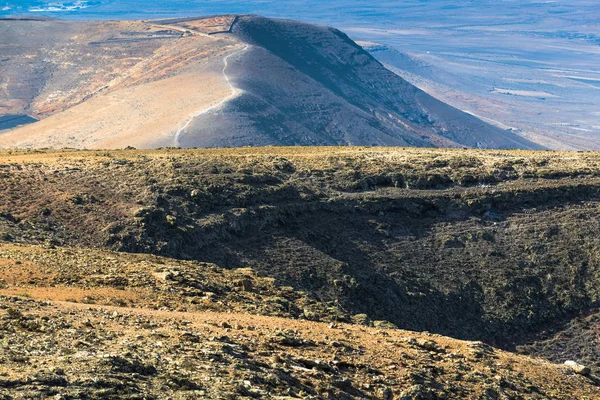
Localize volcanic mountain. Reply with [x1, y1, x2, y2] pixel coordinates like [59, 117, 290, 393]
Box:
[0, 15, 541, 149]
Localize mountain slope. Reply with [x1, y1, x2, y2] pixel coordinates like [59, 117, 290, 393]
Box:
[3, 292, 599, 399]
[0, 16, 542, 149]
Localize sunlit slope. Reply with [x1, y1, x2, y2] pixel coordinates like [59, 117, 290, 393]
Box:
[0, 16, 542, 149]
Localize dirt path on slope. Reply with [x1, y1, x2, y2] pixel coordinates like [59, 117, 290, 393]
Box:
[172, 44, 250, 147]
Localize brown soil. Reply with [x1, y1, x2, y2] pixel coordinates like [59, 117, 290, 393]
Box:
[1, 147, 600, 397]
[1, 295, 599, 399]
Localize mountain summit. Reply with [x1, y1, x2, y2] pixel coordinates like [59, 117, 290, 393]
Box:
[0, 15, 541, 149]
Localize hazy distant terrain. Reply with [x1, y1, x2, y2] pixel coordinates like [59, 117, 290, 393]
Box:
[3, 0, 597, 149]
[0, 15, 538, 149]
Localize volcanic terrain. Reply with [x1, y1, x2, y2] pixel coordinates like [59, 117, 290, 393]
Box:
[1, 147, 600, 398]
[0, 15, 541, 150]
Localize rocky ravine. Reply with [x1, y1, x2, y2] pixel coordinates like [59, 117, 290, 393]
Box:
[0, 250, 600, 400]
[2, 147, 600, 398]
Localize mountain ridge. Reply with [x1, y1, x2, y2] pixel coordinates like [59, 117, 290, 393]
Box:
[0, 15, 543, 150]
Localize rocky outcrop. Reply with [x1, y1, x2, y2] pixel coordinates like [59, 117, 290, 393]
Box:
[1, 147, 600, 372]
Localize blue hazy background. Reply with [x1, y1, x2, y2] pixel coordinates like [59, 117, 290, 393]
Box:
[2, 0, 599, 149]
[2, 1, 598, 31]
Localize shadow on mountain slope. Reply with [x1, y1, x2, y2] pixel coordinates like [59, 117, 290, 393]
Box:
[179, 15, 544, 149]
[2, 148, 600, 366]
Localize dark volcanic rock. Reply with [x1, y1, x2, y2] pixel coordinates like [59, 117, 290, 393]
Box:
[181, 15, 542, 149]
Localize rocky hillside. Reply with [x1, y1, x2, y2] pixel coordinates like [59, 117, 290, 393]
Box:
[0, 243, 349, 322]
[195, 15, 540, 149]
[3, 293, 599, 399]
[2, 146, 600, 386]
[0, 15, 541, 149]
